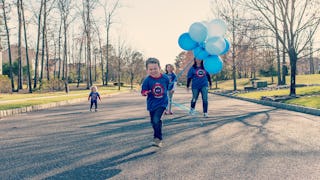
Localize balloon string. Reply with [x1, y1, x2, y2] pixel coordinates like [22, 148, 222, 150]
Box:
[175, 59, 194, 80]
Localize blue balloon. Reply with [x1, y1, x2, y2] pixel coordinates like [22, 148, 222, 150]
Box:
[178, 33, 198, 50]
[220, 38, 230, 55]
[204, 55, 223, 75]
[193, 46, 209, 60]
[189, 22, 208, 43]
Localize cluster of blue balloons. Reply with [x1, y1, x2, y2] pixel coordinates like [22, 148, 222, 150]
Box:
[178, 19, 230, 75]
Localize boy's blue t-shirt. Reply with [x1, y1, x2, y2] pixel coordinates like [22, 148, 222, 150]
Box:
[141, 74, 171, 111]
[166, 72, 177, 90]
[187, 67, 209, 89]
[89, 92, 100, 102]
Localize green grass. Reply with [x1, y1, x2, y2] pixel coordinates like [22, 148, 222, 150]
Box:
[214, 74, 320, 91]
[285, 95, 320, 109]
[0, 84, 132, 110]
[235, 86, 320, 99]
[211, 74, 320, 109]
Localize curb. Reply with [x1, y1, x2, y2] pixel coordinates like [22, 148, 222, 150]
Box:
[0, 92, 124, 119]
[211, 92, 320, 116]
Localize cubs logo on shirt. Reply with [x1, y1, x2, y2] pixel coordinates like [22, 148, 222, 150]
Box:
[196, 69, 206, 78]
[152, 82, 164, 98]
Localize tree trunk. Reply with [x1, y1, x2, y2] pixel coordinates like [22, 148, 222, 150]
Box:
[281, 29, 286, 85]
[45, 30, 50, 80]
[86, 0, 92, 88]
[39, 0, 47, 88]
[309, 30, 314, 74]
[33, 0, 43, 89]
[288, 48, 297, 97]
[272, 0, 282, 86]
[118, 56, 121, 90]
[77, 38, 83, 88]
[231, 8, 237, 91]
[58, 18, 62, 80]
[105, 15, 111, 86]
[20, 0, 32, 93]
[63, 18, 69, 93]
[2, 0, 15, 92]
[17, 0, 23, 90]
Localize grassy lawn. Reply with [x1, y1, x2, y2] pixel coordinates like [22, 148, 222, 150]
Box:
[0, 84, 132, 110]
[211, 74, 320, 109]
[214, 74, 320, 90]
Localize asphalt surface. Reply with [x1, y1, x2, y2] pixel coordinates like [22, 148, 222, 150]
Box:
[0, 88, 319, 180]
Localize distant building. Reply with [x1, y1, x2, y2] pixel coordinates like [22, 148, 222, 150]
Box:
[2, 45, 37, 70]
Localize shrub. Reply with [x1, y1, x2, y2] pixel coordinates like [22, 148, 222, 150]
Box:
[0, 75, 11, 93]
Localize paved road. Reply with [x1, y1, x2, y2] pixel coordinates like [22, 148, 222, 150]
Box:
[0, 88, 319, 179]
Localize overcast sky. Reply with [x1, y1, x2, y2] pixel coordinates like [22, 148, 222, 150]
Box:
[113, 0, 215, 68]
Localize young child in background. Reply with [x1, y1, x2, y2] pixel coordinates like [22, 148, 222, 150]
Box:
[164, 64, 177, 115]
[141, 58, 173, 147]
[88, 86, 101, 112]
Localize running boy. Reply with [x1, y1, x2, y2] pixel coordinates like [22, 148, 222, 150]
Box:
[88, 86, 101, 112]
[141, 58, 173, 147]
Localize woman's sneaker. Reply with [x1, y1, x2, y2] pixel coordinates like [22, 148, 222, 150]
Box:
[151, 138, 163, 147]
[189, 108, 195, 115]
[204, 113, 208, 118]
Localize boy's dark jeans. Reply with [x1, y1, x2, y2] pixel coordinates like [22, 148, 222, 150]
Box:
[149, 107, 166, 140]
[90, 100, 98, 109]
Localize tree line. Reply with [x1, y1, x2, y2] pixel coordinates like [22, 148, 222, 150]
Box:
[1, 0, 146, 93]
[175, 0, 320, 97]
[1, 0, 320, 97]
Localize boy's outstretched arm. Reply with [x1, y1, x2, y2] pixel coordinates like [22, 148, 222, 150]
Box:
[141, 90, 151, 96]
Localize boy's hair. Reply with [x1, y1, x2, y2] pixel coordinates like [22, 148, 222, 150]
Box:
[145, 57, 160, 69]
[90, 86, 98, 91]
[165, 64, 175, 74]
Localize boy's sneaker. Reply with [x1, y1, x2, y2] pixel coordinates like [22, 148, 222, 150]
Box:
[189, 108, 195, 115]
[151, 138, 163, 147]
[89, 108, 92, 112]
[204, 113, 209, 118]
[95, 109, 98, 112]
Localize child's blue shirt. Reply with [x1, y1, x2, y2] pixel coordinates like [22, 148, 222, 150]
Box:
[89, 92, 100, 102]
[166, 72, 177, 90]
[141, 74, 171, 112]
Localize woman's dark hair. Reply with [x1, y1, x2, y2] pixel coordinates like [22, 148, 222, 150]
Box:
[192, 58, 204, 69]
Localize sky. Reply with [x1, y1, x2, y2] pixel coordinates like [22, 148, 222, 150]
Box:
[111, 0, 215, 68]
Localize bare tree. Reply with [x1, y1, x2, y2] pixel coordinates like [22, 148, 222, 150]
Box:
[33, 0, 44, 89]
[39, 0, 47, 88]
[115, 37, 125, 90]
[16, 0, 22, 90]
[211, 0, 252, 91]
[126, 50, 144, 89]
[92, 19, 105, 85]
[1, 0, 15, 92]
[58, 0, 72, 93]
[100, 0, 120, 86]
[247, 0, 320, 96]
[20, 0, 32, 93]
